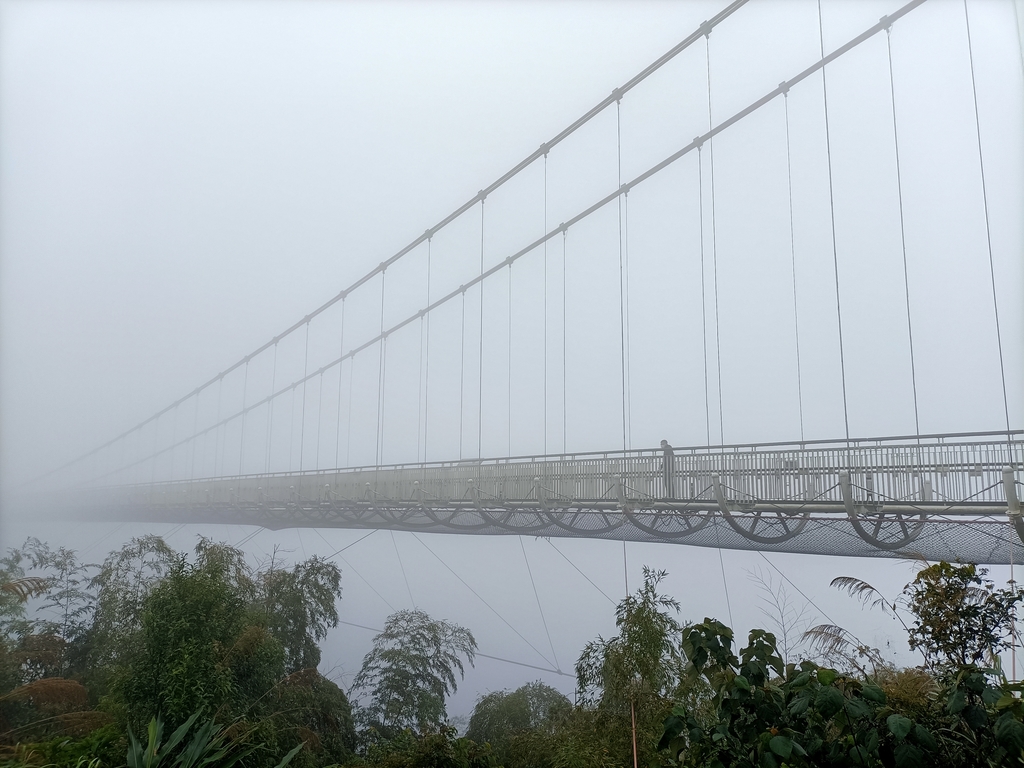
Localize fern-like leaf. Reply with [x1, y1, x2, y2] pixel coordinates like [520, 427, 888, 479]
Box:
[0, 576, 50, 602]
[830, 576, 892, 611]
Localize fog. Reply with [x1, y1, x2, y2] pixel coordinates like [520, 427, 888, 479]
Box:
[1, 0, 1022, 716]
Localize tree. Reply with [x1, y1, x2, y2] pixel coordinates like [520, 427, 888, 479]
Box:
[116, 542, 282, 728]
[86, 535, 176, 694]
[905, 562, 1022, 671]
[466, 681, 569, 753]
[350, 609, 476, 736]
[257, 550, 342, 673]
[806, 562, 1024, 675]
[575, 567, 708, 768]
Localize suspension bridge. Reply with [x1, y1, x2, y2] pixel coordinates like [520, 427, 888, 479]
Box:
[39, 0, 1022, 564]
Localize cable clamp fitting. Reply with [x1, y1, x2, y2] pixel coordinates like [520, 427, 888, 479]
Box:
[700, 20, 712, 38]
[611, 87, 622, 103]
[879, 14, 891, 31]
[540, 142, 549, 156]
[779, 81, 789, 96]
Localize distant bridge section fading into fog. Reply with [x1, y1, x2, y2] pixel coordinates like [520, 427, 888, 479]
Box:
[86, 430, 1024, 563]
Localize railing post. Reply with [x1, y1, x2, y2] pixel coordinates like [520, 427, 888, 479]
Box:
[839, 470, 855, 516]
[1005, 467, 1021, 517]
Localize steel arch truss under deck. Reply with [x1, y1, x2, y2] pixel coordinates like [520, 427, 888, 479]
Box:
[79, 432, 1024, 564]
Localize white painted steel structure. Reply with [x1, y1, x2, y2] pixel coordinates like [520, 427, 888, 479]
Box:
[83, 431, 1024, 563]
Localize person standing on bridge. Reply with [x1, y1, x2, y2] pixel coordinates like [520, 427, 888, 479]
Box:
[661, 440, 675, 499]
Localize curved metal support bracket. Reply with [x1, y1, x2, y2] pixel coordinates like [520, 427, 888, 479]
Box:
[842, 469, 924, 550]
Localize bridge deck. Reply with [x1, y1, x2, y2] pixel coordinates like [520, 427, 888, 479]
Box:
[79, 432, 1024, 563]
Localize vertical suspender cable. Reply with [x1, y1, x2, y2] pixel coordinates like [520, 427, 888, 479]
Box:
[239, 360, 249, 475]
[376, 272, 387, 466]
[706, 31, 725, 445]
[299, 320, 310, 470]
[289, 386, 296, 472]
[624, 190, 632, 449]
[190, 390, 199, 480]
[417, 255, 425, 463]
[214, 378, 223, 477]
[460, 289, 467, 461]
[423, 239, 432, 461]
[963, 0, 1011, 434]
[562, 229, 568, 453]
[509, 262, 513, 457]
[170, 403, 179, 481]
[315, 372, 324, 471]
[818, 0, 851, 441]
[698, 145, 711, 447]
[885, 26, 921, 437]
[170, 403, 178, 480]
[417, 311, 424, 465]
[478, 198, 486, 459]
[344, 352, 354, 467]
[335, 299, 347, 469]
[783, 90, 806, 442]
[616, 96, 629, 452]
[543, 152, 549, 455]
[266, 341, 278, 474]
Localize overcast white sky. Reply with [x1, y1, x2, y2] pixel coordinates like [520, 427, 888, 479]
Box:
[1, 0, 1022, 715]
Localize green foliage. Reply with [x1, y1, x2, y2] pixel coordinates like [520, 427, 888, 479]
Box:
[267, 668, 356, 767]
[905, 562, 1023, 671]
[116, 546, 273, 728]
[351, 610, 476, 736]
[573, 567, 711, 768]
[1, 722, 123, 768]
[125, 712, 303, 768]
[258, 551, 342, 674]
[576, 567, 683, 708]
[350, 726, 495, 768]
[465, 681, 569, 762]
[664, 618, 1024, 768]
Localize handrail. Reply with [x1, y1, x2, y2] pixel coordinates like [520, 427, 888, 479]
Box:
[105, 430, 1022, 490]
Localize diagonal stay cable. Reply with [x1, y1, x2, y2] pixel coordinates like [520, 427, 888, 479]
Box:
[336, 619, 572, 678]
[321, 529, 379, 560]
[755, 550, 872, 650]
[545, 539, 617, 605]
[313, 528, 395, 611]
[92, 0, 931, 484]
[410, 532, 556, 669]
[37, 0, 750, 486]
[520, 536, 561, 671]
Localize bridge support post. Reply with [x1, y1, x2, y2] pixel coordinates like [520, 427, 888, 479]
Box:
[711, 475, 730, 515]
[839, 470, 855, 517]
[1004, 467, 1024, 546]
